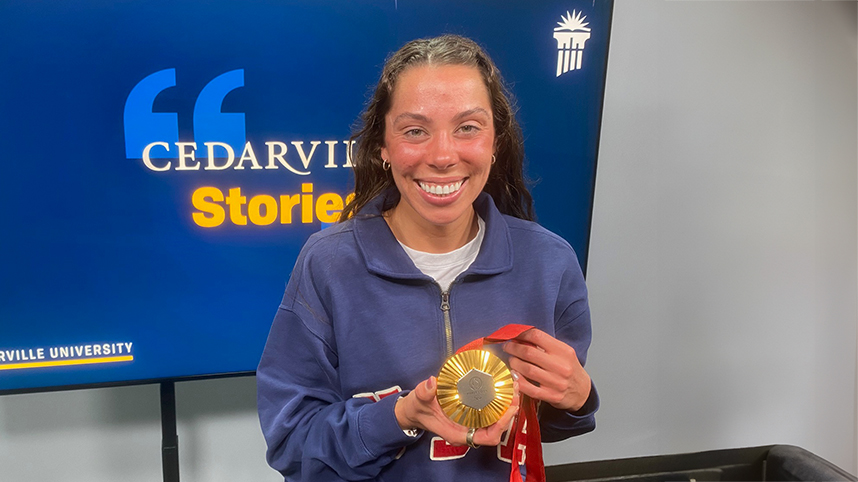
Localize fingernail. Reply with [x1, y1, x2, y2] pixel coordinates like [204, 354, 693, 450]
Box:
[511, 371, 519, 381]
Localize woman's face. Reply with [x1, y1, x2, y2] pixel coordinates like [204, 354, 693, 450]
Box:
[380, 64, 495, 233]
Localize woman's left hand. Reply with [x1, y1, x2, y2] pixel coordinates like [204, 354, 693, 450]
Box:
[502, 328, 591, 412]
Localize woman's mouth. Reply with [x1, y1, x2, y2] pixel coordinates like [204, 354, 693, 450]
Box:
[417, 180, 464, 197]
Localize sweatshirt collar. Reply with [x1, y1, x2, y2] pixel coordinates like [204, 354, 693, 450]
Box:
[353, 190, 514, 280]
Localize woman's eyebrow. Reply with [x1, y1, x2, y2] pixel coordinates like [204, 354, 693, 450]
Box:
[391, 107, 490, 126]
[453, 107, 490, 122]
[392, 112, 431, 125]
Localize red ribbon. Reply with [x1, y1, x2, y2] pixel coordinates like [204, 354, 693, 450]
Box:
[456, 324, 544, 482]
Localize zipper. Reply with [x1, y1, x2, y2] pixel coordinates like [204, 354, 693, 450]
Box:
[440, 289, 453, 357]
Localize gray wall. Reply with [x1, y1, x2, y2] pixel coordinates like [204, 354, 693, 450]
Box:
[1, 1, 855, 480]
[548, 0, 858, 473]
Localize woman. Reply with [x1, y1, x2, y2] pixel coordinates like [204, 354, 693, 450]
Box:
[258, 35, 597, 482]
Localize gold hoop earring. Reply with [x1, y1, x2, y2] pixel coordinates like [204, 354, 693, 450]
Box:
[382, 159, 391, 171]
[491, 155, 496, 165]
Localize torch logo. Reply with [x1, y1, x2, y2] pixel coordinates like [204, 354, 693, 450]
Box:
[553, 10, 591, 76]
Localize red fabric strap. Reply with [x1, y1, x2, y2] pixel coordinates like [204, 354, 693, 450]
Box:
[455, 324, 545, 482]
[455, 324, 535, 354]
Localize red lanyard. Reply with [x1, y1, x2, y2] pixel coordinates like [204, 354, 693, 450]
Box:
[456, 324, 545, 482]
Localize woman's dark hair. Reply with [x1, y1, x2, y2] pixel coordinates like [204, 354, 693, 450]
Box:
[340, 34, 534, 221]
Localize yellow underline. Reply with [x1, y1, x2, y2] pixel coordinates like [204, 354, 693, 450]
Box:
[0, 356, 134, 371]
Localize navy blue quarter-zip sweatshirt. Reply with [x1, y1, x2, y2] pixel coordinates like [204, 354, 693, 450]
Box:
[257, 191, 598, 482]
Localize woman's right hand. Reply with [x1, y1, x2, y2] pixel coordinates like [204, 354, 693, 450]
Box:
[394, 376, 520, 447]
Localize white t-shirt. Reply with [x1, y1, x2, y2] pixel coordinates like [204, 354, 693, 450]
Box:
[398, 215, 485, 292]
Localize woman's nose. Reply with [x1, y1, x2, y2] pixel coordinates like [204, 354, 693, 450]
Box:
[427, 132, 457, 170]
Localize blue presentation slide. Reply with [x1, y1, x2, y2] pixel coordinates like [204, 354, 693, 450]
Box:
[0, 0, 612, 393]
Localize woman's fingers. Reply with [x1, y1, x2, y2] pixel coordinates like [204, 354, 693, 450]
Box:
[473, 382, 520, 446]
[503, 329, 591, 411]
[398, 377, 525, 447]
[413, 376, 437, 402]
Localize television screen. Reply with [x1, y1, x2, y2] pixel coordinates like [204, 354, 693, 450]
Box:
[0, 0, 613, 394]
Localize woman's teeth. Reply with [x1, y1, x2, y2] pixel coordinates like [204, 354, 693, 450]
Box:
[418, 180, 463, 196]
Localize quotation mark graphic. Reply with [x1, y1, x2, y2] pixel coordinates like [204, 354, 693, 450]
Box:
[124, 69, 245, 159]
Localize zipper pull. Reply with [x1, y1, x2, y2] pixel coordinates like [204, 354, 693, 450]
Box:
[440, 291, 450, 312]
[440, 290, 454, 357]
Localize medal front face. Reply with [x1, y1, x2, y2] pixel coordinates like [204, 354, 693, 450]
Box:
[436, 349, 514, 428]
[457, 369, 494, 409]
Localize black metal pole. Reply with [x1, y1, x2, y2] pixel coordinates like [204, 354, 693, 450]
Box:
[161, 381, 180, 482]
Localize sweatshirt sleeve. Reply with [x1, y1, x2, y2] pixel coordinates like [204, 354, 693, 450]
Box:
[257, 242, 420, 481]
[539, 248, 599, 443]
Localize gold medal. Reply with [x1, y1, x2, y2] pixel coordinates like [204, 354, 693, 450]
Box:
[436, 349, 515, 428]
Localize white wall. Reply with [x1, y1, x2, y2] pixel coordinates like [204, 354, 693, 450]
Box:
[549, 0, 857, 474]
[1, 1, 856, 480]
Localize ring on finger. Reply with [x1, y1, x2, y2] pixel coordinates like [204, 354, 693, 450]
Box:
[466, 427, 480, 449]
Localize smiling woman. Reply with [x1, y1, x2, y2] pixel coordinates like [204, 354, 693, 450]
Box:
[257, 34, 598, 482]
[381, 64, 495, 252]
[342, 35, 534, 225]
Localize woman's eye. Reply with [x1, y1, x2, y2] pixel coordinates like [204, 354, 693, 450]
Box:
[404, 128, 424, 137]
[459, 124, 479, 134]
